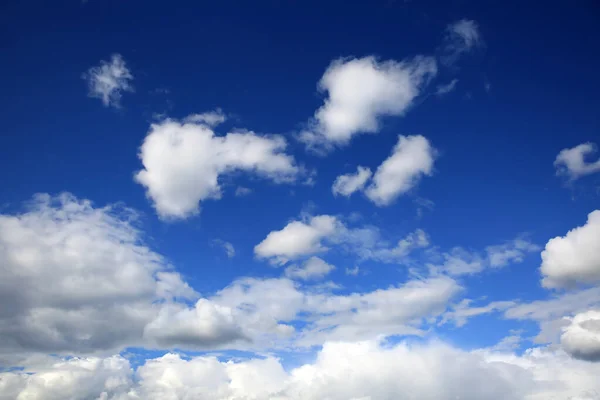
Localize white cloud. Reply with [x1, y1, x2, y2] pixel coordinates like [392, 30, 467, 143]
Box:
[184, 109, 226, 127]
[540, 210, 600, 289]
[83, 54, 133, 108]
[285, 257, 335, 281]
[235, 186, 252, 196]
[254, 215, 339, 264]
[5, 340, 600, 400]
[299, 56, 437, 151]
[554, 142, 600, 181]
[365, 135, 436, 206]
[134, 115, 300, 220]
[213, 239, 235, 258]
[561, 309, 600, 362]
[435, 79, 458, 96]
[331, 166, 372, 197]
[143, 299, 247, 349]
[441, 19, 483, 66]
[486, 238, 540, 268]
[345, 266, 360, 276]
[442, 299, 516, 327]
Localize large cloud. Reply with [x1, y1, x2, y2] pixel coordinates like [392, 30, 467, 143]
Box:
[561, 309, 600, 362]
[0, 194, 248, 362]
[4, 340, 600, 400]
[540, 210, 600, 288]
[135, 115, 300, 220]
[299, 56, 437, 151]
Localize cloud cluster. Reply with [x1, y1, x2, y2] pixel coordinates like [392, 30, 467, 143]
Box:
[299, 56, 437, 152]
[135, 114, 300, 220]
[561, 309, 600, 362]
[332, 135, 437, 206]
[4, 339, 600, 400]
[84, 54, 133, 108]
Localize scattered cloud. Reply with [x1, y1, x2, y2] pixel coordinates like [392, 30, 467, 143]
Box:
[486, 237, 540, 268]
[213, 239, 236, 258]
[555, 142, 600, 181]
[299, 56, 437, 152]
[83, 54, 133, 108]
[345, 266, 360, 276]
[365, 135, 436, 206]
[440, 19, 483, 66]
[134, 113, 300, 220]
[235, 186, 252, 196]
[561, 309, 600, 362]
[285, 256, 335, 281]
[184, 109, 226, 127]
[254, 215, 339, 265]
[435, 79, 458, 96]
[332, 166, 372, 197]
[540, 210, 600, 289]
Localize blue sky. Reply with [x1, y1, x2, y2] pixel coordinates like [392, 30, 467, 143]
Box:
[1, 1, 600, 399]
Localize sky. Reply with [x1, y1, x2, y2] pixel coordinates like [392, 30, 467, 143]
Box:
[1, 0, 600, 399]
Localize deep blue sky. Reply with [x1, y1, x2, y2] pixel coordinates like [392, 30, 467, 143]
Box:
[1, 0, 599, 359]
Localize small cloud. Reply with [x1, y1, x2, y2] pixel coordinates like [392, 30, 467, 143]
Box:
[435, 79, 458, 96]
[440, 19, 483, 66]
[212, 239, 235, 258]
[554, 142, 600, 181]
[346, 266, 360, 276]
[235, 187, 252, 197]
[83, 54, 133, 108]
[184, 109, 226, 127]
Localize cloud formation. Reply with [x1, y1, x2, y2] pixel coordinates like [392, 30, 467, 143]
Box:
[440, 19, 483, 66]
[299, 56, 437, 152]
[541, 210, 600, 288]
[555, 142, 600, 181]
[83, 54, 133, 108]
[561, 309, 600, 362]
[134, 114, 300, 220]
[284, 256, 336, 281]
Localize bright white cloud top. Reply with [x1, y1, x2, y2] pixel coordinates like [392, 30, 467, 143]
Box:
[299, 56, 437, 151]
[135, 114, 300, 219]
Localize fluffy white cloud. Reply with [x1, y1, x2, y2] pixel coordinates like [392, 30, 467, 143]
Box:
[143, 300, 247, 350]
[134, 115, 300, 219]
[285, 257, 335, 281]
[299, 56, 437, 151]
[554, 142, 600, 180]
[540, 210, 600, 288]
[5, 340, 600, 400]
[331, 166, 372, 197]
[365, 135, 436, 206]
[254, 215, 339, 264]
[561, 309, 600, 362]
[440, 19, 483, 66]
[83, 54, 133, 108]
[0, 194, 264, 363]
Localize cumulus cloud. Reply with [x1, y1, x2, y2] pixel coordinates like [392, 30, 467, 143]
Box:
[0, 194, 266, 363]
[285, 256, 335, 281]
[299, 56, 437, 151]
[365, 135, 436, 206]
[561, 309, 600, 362]
[331, 166, 372, 197]
[5, 339, 600, 400]
[540, 210, 600, 288]
[134, 114, 300, 220]
[440, 19, 483, 66]
[254, 215, 339, 264]
[83, 54, 133, 108]
[554, 142, 600, 181]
